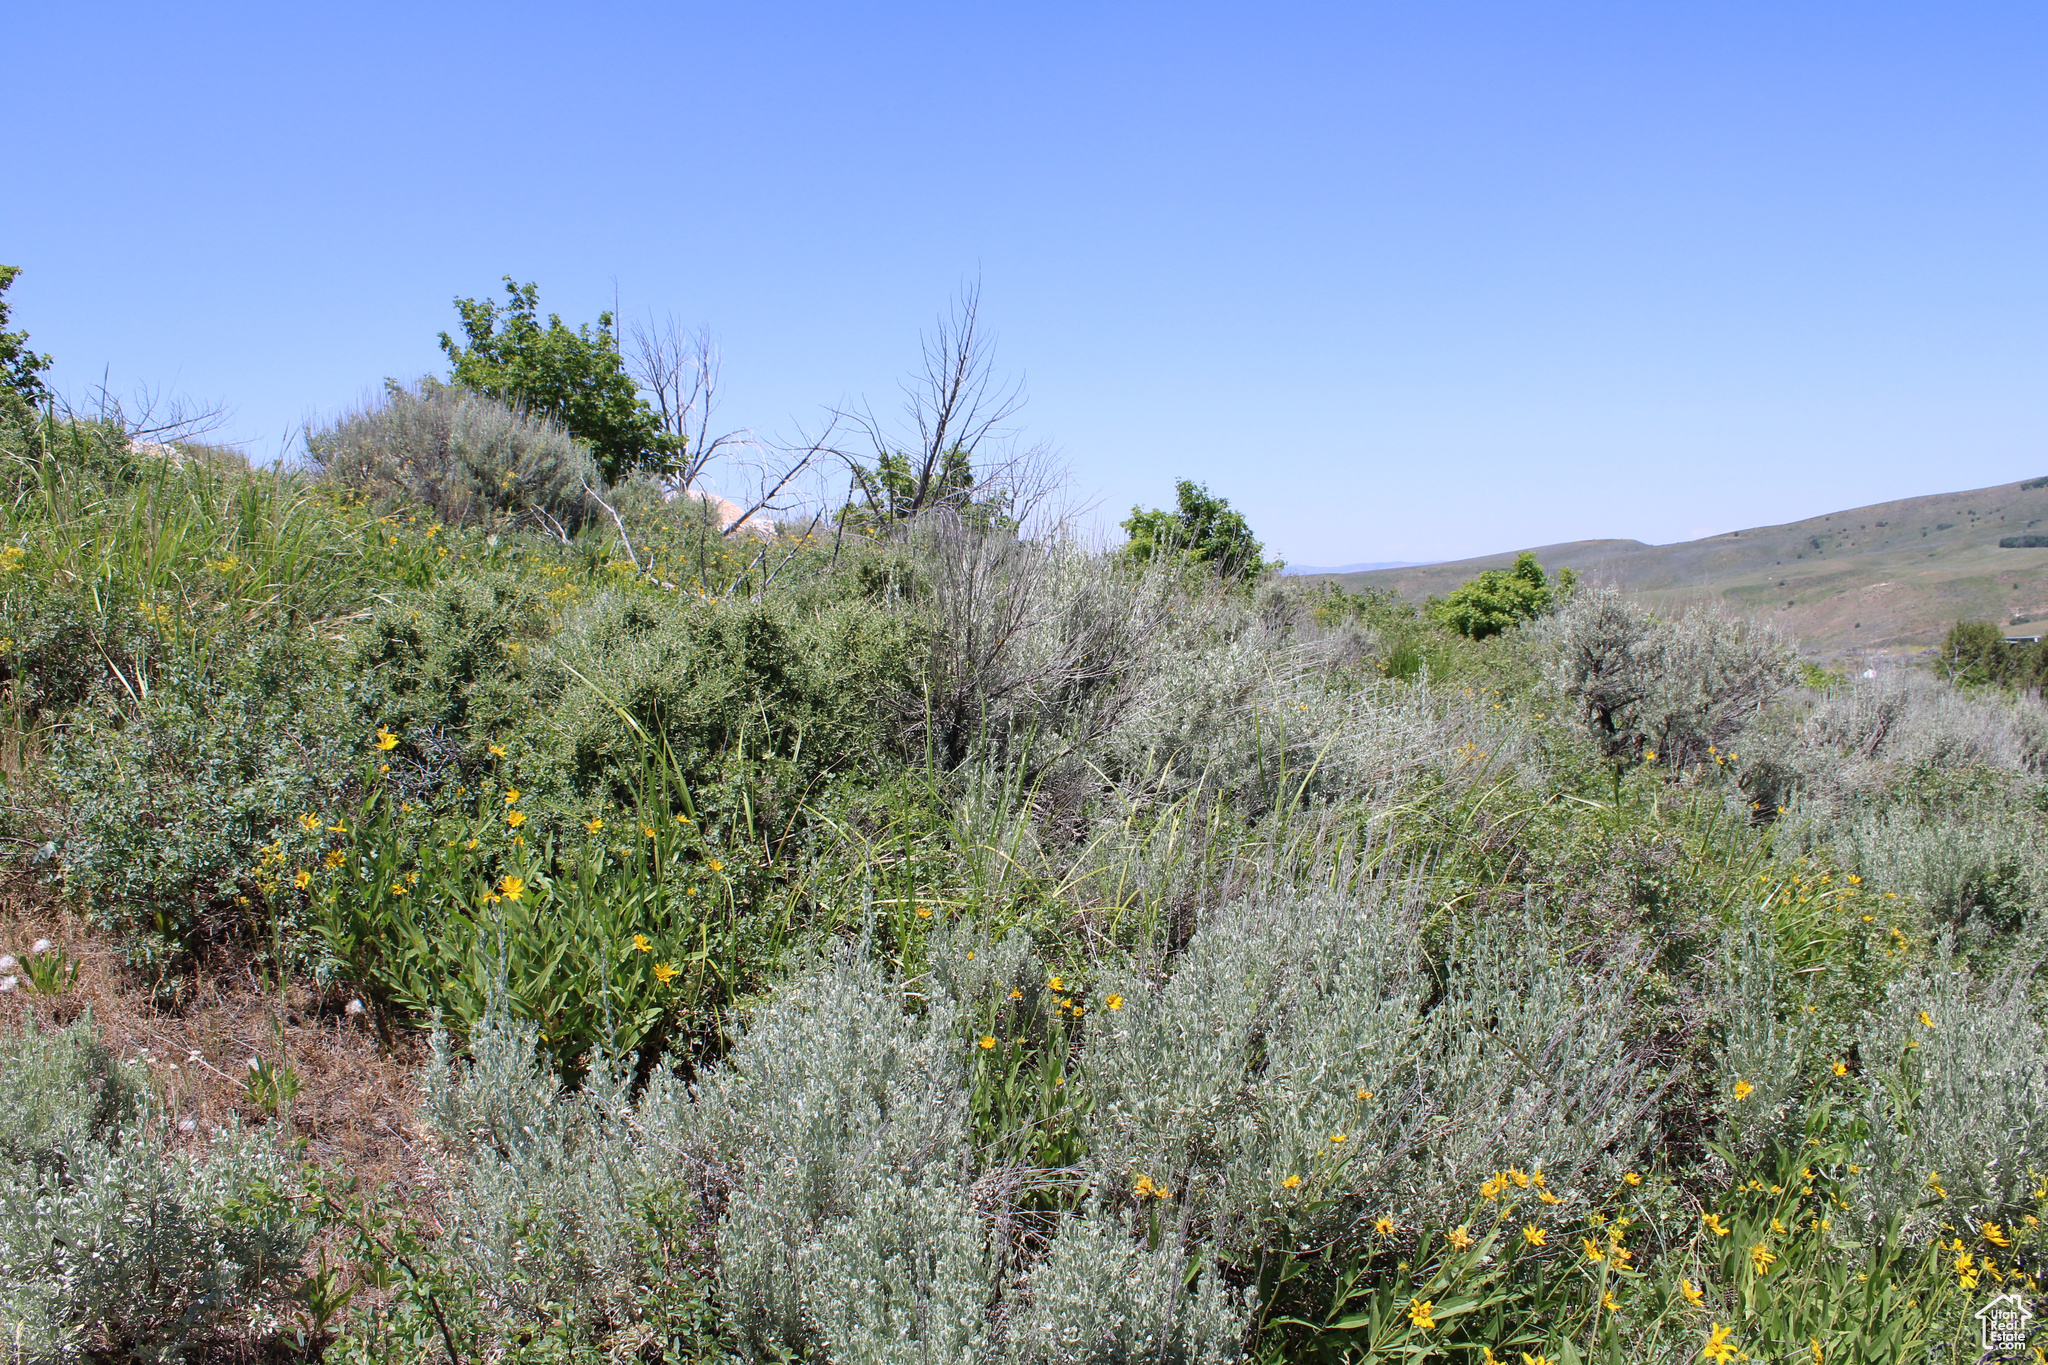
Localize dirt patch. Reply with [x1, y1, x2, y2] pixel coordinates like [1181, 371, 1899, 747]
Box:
[0, 872, 433, 1198]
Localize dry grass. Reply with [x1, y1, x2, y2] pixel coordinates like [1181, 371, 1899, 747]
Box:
[0, 872, 431, 1198]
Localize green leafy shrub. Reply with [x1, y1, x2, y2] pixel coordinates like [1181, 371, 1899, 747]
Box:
[46, 636, 352, 955]
[439, 277, 675, 484]
[311, 767, 775, 1074]
[1429, 551, 1570, 639]
[1122, 480, 1273, 582]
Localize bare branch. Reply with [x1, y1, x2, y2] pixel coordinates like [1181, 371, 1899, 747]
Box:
[629, 315, 755, 492]
[581, 479, 644, 573]
[831, 278, 1031, 524]
[719, 417, 837, 537]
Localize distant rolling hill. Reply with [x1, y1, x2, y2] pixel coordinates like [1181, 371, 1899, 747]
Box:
[1305, 477, 2048, 654]
[1281, 560, 1427, 575]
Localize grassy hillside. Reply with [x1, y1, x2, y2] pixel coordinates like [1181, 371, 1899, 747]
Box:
[1315, 477, 2048, 653]
[3, 407, 2045, 1363]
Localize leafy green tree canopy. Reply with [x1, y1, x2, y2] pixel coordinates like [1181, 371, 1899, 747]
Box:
[1939, 620, 2048, 690]
[1429, 551, 1574, 639]
[0, 265, 54, 424]
[439, 277, 674, 485]
[1122, 480, 1273, 582]
[845, 445, 1014, 533]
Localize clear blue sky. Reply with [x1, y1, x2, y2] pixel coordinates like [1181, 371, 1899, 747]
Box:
[8, 2, 2043, 564]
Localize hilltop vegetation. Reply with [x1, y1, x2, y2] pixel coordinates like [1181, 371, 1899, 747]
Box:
[1321, 479, 2048, 654]
[0, 272, 2044, 1363]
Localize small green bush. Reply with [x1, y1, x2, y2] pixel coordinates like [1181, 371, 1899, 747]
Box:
[47, 635, 351, 954]
[1429, 551, 1570, 639]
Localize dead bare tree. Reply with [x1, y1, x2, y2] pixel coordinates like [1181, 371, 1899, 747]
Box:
[80, 377, 234, 446]
[630, 314, 840, 541]
[628, 315, 753, 492]
[837, 279, 1041, 526]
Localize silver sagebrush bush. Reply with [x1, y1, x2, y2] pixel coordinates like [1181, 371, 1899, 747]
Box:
[0, 1023, 309, 1361]
[1081, 887, 1666, 1253]
[798, 1171, 995, 1365]
[1709, 907, 1817, 1156]
[305, 378, 600, 534]
[422, 1008, 667, 1324]
[1000, 1208, 1244, 1365]
[668, 946, 971, 1359]
[1851, 943, 2048, 1230]
[1542, 586, 1794, 767]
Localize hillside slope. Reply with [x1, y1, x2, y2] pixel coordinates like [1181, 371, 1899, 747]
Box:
[1315, 477, 2048, 654]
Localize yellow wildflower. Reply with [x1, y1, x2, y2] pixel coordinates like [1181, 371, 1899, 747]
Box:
[1603, 1290, 1621, 1311]
[506, 811, 526, 828]
[503, 789, 520, 806]
[1537, 1190, 1561, 1204]
[1375, 1217, 1396, 1235]
[708, 859, 722, 872]
[1702, 1213, 1730, 1238]
[1917, 1010, 1935, 1028]
[1732, 1080, 1754, 1101]
[298, 813, 320, 831]
[1106, 993, 1123, 1010]
[1679, 1278, 1704, 1307]
[1282, 1174, 1302, 1190]
[499, 875, 524, 902]
[1985, 1222, 2012, 1247]
[653, 962, 679, 984]
[1703, 1323, 1740, 1365]
[586, 817, 603, 833]
[1406, 1298, 1436, 1330]
[1623, 1171, 1642, 1186]
[1749, 1243, 1777, 1274]
[916, 905, 932, 919]
[979, 1035, 996, 1050]
[1522, 1225, 1546, 1247]
[1445, 1224, 1474, 1250]
[488, 743, 507, 758]
[631, 933, 652, 952]
[1582, 1237, 1604, 1262]
[1329, 1133, 1347, 1144]
[293, 868, 312, 889]
[1508, 1167, 1531, 1189]
[373, 727, 398, 751]
[1832, 1061, 1847, 1076]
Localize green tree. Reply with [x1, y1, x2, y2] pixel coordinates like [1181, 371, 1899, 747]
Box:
[0, 265, 54, 427]
[845, 444, 1014, 532]
[439, 277, 674, 484]
[1938, 620, 2048, 689]
[1121, 480, 1273, 582]
[1429, 551, 1573, 639]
